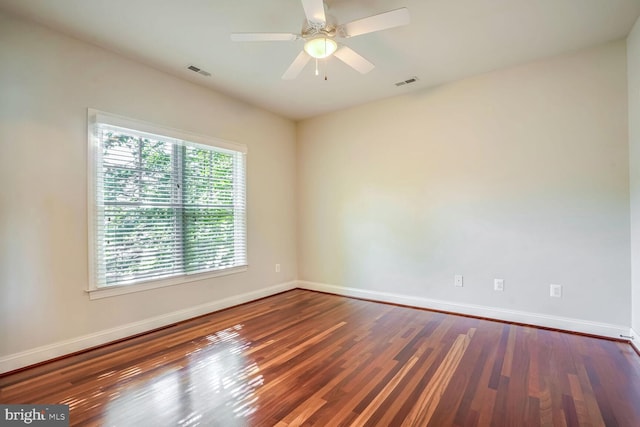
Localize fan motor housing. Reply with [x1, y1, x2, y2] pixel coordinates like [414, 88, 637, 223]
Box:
[301, 18, 337, 40]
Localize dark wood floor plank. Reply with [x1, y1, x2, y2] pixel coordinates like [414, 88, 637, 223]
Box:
[451, 327, 494, 426]
[469, 324, 502, 425]
[1, 289, 639, 426]
[488, 324, 510, 390]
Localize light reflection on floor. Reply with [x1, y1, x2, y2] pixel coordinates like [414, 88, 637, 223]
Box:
[99, 324, 262, 426]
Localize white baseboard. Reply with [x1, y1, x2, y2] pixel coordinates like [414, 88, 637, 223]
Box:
[631, 328, 640, 354]
[297, 281, 629, 340]
[0, 281, 296, 374]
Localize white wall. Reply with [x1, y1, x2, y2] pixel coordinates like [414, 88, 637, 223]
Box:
[298, 41, 630, 331]
[629, 17, 640, 339]
[0, 11, 297, 371]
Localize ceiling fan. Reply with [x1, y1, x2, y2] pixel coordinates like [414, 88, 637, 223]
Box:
[230, 0, 410, 80]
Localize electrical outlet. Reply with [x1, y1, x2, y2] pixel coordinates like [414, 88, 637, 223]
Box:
[550, 284, 562, 298]
[454, 275, 463, 287]
[494, 279, 504, 291]
[275, 264, 280, 273]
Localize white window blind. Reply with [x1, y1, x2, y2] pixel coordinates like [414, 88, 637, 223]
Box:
[88, 111, 247, 290]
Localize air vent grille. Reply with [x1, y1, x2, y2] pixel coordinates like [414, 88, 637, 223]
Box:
[395, 76, 419, 87]
[187, 65, 212, 77]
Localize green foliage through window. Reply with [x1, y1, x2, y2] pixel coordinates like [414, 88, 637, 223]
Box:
[92, 121, 246, 288]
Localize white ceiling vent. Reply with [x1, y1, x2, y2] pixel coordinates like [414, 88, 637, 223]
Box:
[187, 65, 212, 77]
[395, 76, 419, 87]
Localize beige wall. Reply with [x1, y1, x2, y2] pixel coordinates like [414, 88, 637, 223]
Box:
[629, 17, 640, 335]
[0, 11, 297, 365]
[298, 41, 630, 326]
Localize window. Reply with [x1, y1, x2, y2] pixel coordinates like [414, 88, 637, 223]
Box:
[88, 110, 247, 297]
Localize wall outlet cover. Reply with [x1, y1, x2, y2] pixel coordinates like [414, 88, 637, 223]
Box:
[454, 275, 463, 287]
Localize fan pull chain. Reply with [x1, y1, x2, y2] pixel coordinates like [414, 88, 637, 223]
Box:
[324, 38, 328, 80]
[324, 59, 328, 80]
[315, 59, 319, 76]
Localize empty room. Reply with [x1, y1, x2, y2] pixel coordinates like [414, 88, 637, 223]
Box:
[1, 0, 640, 425]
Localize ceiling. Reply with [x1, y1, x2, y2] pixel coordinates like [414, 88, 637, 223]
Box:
[1, 0, 639, 120]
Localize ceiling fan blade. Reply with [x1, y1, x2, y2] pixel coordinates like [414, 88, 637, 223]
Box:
[282, 51, 311, 80]
[231, 33, 299, 42]
[339, 8, 410, 38]
[334, 46, 374, 74]
[301, 0, 326, 25]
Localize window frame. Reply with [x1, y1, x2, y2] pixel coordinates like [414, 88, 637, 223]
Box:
[87, 109, 248, 300]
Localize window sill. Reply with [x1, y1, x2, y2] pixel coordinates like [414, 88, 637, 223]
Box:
[85, 265, 248, 300]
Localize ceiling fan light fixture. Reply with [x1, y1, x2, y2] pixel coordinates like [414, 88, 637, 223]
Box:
[304, 37, 337, 59]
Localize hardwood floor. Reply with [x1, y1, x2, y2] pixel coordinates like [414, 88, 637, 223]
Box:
[1, 289, 640, 426]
